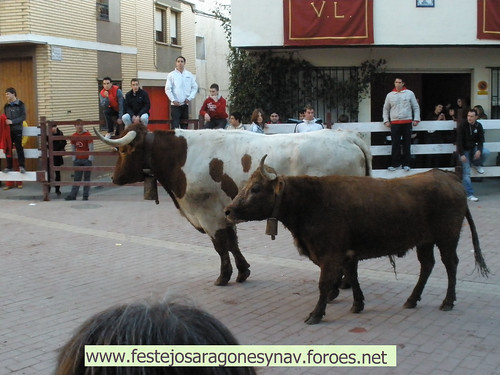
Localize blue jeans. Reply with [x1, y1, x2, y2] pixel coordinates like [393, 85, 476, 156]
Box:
[460, 147, 490, 196]
[69, 159, 92, 199]
[122, 113, 149, 127]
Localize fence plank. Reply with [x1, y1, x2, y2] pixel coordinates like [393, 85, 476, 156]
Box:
[0, 171, 38, 182]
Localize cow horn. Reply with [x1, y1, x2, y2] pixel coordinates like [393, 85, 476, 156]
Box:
[93, 127, 137, 146]
[259, 155, 277, 181]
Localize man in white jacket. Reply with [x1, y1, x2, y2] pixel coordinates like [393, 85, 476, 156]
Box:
[383, 78, 420, 171]
[165, 56, 198, 129]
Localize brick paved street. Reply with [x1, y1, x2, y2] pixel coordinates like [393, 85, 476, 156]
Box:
[1, 178, 499, 374]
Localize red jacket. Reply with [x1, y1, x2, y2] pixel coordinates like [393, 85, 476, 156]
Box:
[199, 96, 228, 119]
[0, 113, 12, 157]
[100, 85, 121, 112]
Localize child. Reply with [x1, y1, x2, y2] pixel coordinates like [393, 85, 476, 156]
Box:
[65, 119, 93, 201]
[226, 111, 244, 130]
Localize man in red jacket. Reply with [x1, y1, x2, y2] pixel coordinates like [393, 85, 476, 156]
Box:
[99, 77, 124, 138]
[199, 83, 228, 129]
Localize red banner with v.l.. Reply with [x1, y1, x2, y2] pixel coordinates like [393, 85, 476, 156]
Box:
[284, 0, 373, 46]
[477, 0, 500, 40]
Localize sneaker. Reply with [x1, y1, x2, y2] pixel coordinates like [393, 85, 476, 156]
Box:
[388, 165, 401, 171]
[64, 195, 76, 201]
[3, 168, 12, 173]
[403, 166, 411, 171]
[19, 166, 26, 173]
[467, 195, 479, 202]
[473, 165, 485, 174]
[105, 133, 112, 139]
[17, 184, 23, 189]
[3, 186, 12, 191]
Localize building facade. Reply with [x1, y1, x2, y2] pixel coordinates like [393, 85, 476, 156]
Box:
[231, 0, 500, 123]
[0, 0, 230, 137]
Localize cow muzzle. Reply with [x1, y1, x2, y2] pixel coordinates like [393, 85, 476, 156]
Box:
[224, 206, 242, 224]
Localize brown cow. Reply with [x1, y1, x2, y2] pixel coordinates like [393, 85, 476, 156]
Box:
[224, 156, 489, 324]
[95, 125, 371, 286]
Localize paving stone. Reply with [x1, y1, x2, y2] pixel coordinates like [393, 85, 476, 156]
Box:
[1, 179, 500, 374]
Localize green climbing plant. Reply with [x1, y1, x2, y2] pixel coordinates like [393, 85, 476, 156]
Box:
[213, 4, 386, 122]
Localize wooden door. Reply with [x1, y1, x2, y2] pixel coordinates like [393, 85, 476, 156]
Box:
[144, 86, 170, 131]
[0, 57, 37, 170]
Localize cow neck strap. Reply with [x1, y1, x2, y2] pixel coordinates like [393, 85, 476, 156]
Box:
[266, 176, 285, 240]
[143, 132, 155, 175]
[271, 176, 285, 218]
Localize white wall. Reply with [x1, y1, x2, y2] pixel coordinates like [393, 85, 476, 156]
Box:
[232, 0, 500, 47]
[194, 0, 231, 115]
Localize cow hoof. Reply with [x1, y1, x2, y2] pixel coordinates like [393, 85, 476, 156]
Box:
[214, 276, 230, 286]
[236, 269, 251, 283]
[403, 300, 417, 309]
[439, 302, 454, 311]
[304, 314, 322, 325]
[350, 303, 364, 313]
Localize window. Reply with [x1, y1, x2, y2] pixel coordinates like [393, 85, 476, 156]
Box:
[491, 68, 500, 119]
[155, 8, 167, 43]
[96, 1, 109, 21]
[170, 11, 179, 45]
[196, 36, 206, 60]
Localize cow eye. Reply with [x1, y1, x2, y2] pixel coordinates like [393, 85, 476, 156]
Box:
[250, 185, 261, 194]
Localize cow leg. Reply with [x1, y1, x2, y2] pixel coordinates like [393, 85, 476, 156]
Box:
[437, 240, 459, 311]
[327, 273, 342, 302]
[404, 244, 435, 308]
[305, 263, 340, 325]
[211, 227, 250, 286]
[225, 226, 251, 283]
[343, 259, 364, 313]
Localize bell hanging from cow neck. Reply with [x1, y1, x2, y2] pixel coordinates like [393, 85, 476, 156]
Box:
[266, 218, 278, 240]
[144, 175, 159, 204]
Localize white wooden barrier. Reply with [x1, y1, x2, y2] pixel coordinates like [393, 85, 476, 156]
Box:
[244, 120, 500, 179]
[0, 126, 41, 182]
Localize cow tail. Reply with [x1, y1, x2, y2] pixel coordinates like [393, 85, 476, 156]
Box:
[465, 207, 490, 277]
[349, 133, 373, 176]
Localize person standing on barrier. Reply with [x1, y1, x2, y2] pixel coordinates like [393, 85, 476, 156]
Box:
[3, 87, 26, 174]
[383, 77, 420, 172]
[65, 120, 93, 201]
[456, 108, 490, 202]
[165, 55, 198, 129]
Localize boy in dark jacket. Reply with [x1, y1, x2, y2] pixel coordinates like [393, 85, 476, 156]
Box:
[121, 78, 150, 128]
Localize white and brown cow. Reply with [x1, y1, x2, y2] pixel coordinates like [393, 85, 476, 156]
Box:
[95, 124, 372, 286]
[224, 156, 489, 324]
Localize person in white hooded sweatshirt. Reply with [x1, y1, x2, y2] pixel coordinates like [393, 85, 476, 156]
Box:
[383, 77, 420, 171]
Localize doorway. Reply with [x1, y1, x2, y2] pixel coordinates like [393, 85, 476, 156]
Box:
[371, 73, 471, 121]
[370, 72, 470, 169]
